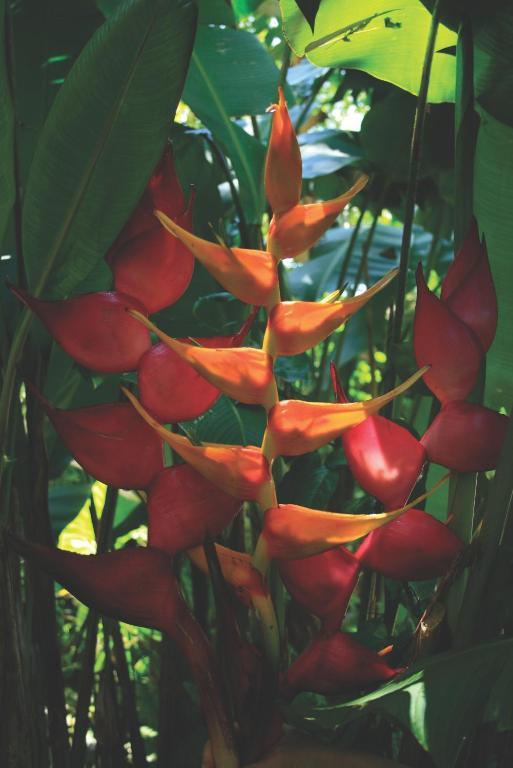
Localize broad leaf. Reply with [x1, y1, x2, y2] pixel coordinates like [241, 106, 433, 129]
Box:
[22, 0, 197, 298]
[280, 0, 457, 103]
[0, 0, 15, 244]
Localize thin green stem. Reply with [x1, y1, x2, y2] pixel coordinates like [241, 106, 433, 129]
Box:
[384, 0, 442, 392]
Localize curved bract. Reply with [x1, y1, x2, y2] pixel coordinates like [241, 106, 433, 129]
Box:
[356, 508, 463, 581]
[267, 175, 368, 260]
[421, 401, 509, 472]
[188, 544, 266, 605]
[265, 367, 428, 457]
[281, 632, 399, 698]
[33, 389, 163, 489]
[148, 465, 241, 554]
[10, 287, 151, 373]
[131, 311, 276, 408]
[266, 268, 399, 356]
[123, 388, 271, 501]
[155, 211, 279, 307]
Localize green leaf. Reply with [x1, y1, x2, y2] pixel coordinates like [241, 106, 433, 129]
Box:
[280, 0, 457, 103]
[474, 4, 513, 126]
[185, 396, 266, 447]
[307, 638, 513, 768]
[183, 25, 284, 221]
[22, 0, 197, 299]
[0, 0, 15, 244]
[49, 483, 93, 537]
[474, 108, 513, 410]
[278, 452, 338, 509]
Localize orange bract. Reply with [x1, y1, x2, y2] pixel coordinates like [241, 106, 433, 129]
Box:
[266, 268, 399, 356]
[122, 388, 272, 501]
[188, 544, 266, 605]
[265, 367, 428, 457]
[265, 87, 302, 215]
[267, 175, 368, 260]
[155, 211, 279, 307]
[131, 311, 276, 409]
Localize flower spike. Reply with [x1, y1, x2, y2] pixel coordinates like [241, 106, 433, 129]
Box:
[331, 364, 426, 508]
[356, 508, 463, 581]
[266, 268, 398, 356]
[421, 401, 509, 472]
[279, 547, 360, 632]
[267, 175, 368, 260]
[122, 388, 271, 501]
[147, 465, 241, 555]
[11, 287, 151, 373]
[131, 310, 276, 409]
[265, 87, 302, 215]
[155, 211, 279, 307]
[138, 309, 258, 423]
[413, 265, 482, 403]
[260, 474, 449, 560]
[265, 366, 428, 457]
[441, 219, 497, 353]
[10, 538, 182, 635]
[32, 389, 163, 489]
[281, 632, 399, 698]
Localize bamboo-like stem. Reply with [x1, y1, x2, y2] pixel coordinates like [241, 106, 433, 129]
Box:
[384, 0, 442, 394]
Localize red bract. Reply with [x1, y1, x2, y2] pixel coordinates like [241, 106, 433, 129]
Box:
[147, 464, 241, 554]
[281, 632, 399, 698]
[266, 269, 398, 356]
[11, 287, 151, 373]
[156, 212, 279, 307]
[34, 391, 163, 489]
[413, 265, 482, 403]
[138, 309, 257, 423]
[267, 175, 368, 260]
[332, 363, 426, 508]
[421, 401, 509, 472]
[11, 538, 182, 635]
[356, 508, 463, 581]
[132, 311, 275, 408]
[441, 219, 497, 353]
[278, 547, 360, 633]
[265, 87, 302, 215]
[115, 146, 187, 246]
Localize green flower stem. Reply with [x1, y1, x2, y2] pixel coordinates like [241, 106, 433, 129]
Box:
[384, 0, 442, 394]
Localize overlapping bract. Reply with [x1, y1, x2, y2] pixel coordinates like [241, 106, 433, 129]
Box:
[265, 87, 302, 215]
[138, 308, 257, 423]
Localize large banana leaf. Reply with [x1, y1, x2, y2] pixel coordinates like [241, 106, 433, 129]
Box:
[280, 0, 457, 103]
[22, 0, 197, 299]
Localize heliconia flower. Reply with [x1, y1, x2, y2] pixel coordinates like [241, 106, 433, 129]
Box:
[356, 508, 463, 581]
[281, 632, 399, 698]
[260, 475, 448, 560]
[421, 401, 509, 472]
[188, 544, 267, 606]
[123, 388, 271, 501]
[155, 212, 279, 307]
[267, 175, 368, 260]
[147, 465, 241, 555]
[131, 311, 276, 409]
[108, 210, 194, 314]
[331, 364, 426, 508]
[10, 537, 183, 635]
[10, 287, 151, 374]
[138, 308, 257, 423]
[441, 219, 497, 353]
[413, 265, 483, 403]
[266, 268, 399, 356]
[264, 367, 428, 457]
[265, 87, 302, 215]
[278, 547, 360, 632]
[32, 389, 163, 489]
[115, 146, 187, 246]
